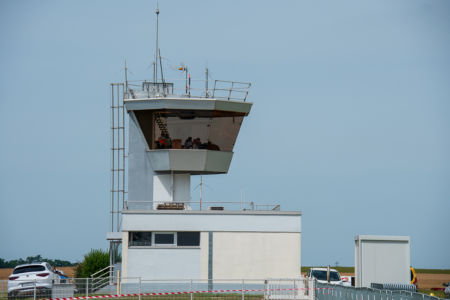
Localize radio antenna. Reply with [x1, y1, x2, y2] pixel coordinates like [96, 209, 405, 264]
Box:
[154, 4, 160, 83]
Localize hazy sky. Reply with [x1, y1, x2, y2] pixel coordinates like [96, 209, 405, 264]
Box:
[1, 0, 449, 268]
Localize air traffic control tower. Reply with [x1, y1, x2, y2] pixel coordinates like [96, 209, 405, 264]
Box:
[126, 79, 252, 209]
[107, 9, 301, 281]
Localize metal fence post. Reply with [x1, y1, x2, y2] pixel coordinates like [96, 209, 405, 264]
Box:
[33, 279, 37, 300]
[242, 279, 245, 300]
[138, 278, 142, 300]
[292, 279, 295, 299]
[190, 279, 193, 300]
[264, 280, 267, 299]
[86, 278, 89, 297]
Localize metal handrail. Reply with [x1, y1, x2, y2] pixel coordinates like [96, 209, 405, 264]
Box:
[125, 200, 280, 211]
[90, 265, 115, 291]
[124, 78, 251, 102]
[90, 265, 114, 278]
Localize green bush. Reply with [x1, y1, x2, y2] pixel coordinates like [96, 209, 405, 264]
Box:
[74, 249, 109, 278]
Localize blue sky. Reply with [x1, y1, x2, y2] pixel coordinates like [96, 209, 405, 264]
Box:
[0, 0, 449, 268]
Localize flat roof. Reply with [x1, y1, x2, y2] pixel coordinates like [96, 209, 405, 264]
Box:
[122, 210, 302, 216]
[355, 235, 410, 242]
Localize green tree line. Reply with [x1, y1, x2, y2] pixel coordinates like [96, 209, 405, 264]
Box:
[0, 255, 76, 268]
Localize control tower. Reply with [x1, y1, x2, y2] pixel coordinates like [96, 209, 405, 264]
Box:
[126, 77, 252, 210]
[107, 8, 301, 281]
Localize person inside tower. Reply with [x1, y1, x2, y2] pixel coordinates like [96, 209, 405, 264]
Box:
[157, 135, 166, 148]
[164, 133, 172, 148]
[207, 140, 220, 151]
[193, 137, 202, 149]
[184, 137, 193, 149]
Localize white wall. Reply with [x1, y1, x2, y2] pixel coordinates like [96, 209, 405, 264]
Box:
[355, 235, 410, 288]
[122, 212, 302, 280]
[126, 248, 201, 279]
[123, 231, 301, 280]
[127, 112, 154, 205]
[153, 174, 190, 206]
[213, 232, 301, 279]
[122, 212, 301, 233]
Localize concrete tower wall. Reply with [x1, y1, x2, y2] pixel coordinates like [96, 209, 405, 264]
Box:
[128, 113, 154, 207]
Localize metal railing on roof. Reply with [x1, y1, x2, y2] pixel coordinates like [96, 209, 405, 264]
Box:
[125, 79, 251, 102]
[124, 200, 280, 211]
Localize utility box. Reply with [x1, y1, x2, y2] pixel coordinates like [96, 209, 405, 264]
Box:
[354, 235, 410, 288]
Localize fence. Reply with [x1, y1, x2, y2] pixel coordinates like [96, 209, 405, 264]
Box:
[1, 278, 318, 300]
[2, 279, 445, 300]
[315, 282, 445, 300]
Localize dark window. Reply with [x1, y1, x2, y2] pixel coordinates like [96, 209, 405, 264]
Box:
[13, 265, 45, 274]
[129, 232, 152, 246]
[177, 232, 200, 246]
[155, 233, 175, 244]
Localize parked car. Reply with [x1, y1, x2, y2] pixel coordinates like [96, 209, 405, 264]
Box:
[306, 267, 347, 286]
[7, 262, 61, 299]
[443, 281, 450, 298]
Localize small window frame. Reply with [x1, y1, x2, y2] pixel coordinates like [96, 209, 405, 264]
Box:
[153, 232, 177, 246]
[129, 232, 152, 247]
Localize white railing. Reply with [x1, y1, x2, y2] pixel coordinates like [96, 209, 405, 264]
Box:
[124, 200, 281, 211]
[90, 265, 115, 292]
[125, 79, 251, 102]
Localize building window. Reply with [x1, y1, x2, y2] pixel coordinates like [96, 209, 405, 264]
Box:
[154, 232, 176, 245]
[128, 231, 200, 247]
[129, 232, 152, 246]
[177, 232, 200, 246]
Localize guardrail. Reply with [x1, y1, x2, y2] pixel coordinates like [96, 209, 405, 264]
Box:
[125, 79, 251, 102]
[315, 282, 444, 300]
[90, 265, 115, 292]
[124, 200, 281, 211]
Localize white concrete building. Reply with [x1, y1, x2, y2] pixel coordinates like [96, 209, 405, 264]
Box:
[121, 210, 301, 280]
[109, 87, 303, 280]
[107, 9, 301, 281]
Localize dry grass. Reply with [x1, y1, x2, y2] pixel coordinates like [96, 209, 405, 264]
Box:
[416, 273, 450, 289]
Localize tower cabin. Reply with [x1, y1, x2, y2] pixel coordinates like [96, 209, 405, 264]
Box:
[107, 9, 301, 282]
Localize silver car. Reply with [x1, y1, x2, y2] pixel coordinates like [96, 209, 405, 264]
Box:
[8, 262, 60, 299]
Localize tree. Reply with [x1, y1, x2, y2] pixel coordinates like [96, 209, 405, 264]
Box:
[74, 249, 109, 278]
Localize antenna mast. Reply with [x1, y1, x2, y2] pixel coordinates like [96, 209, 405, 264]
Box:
[199, 175, 203, 210]
[155, 5, 160, 83]
[124, 60, 128, 96]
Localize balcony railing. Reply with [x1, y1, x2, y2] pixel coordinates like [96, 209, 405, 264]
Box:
[124, 200, 280, 212]
[125, 79, 251, 102]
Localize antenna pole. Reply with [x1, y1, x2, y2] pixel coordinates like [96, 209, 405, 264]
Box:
[205, 67, 209, 98]
[200, 176, 203, 210]
[155, 5, 159, 83]
[124, 60, 128, 97]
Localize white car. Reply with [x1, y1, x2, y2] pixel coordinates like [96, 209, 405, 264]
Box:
[8, 262, 61, 299]
[306, 267, 347, 286]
